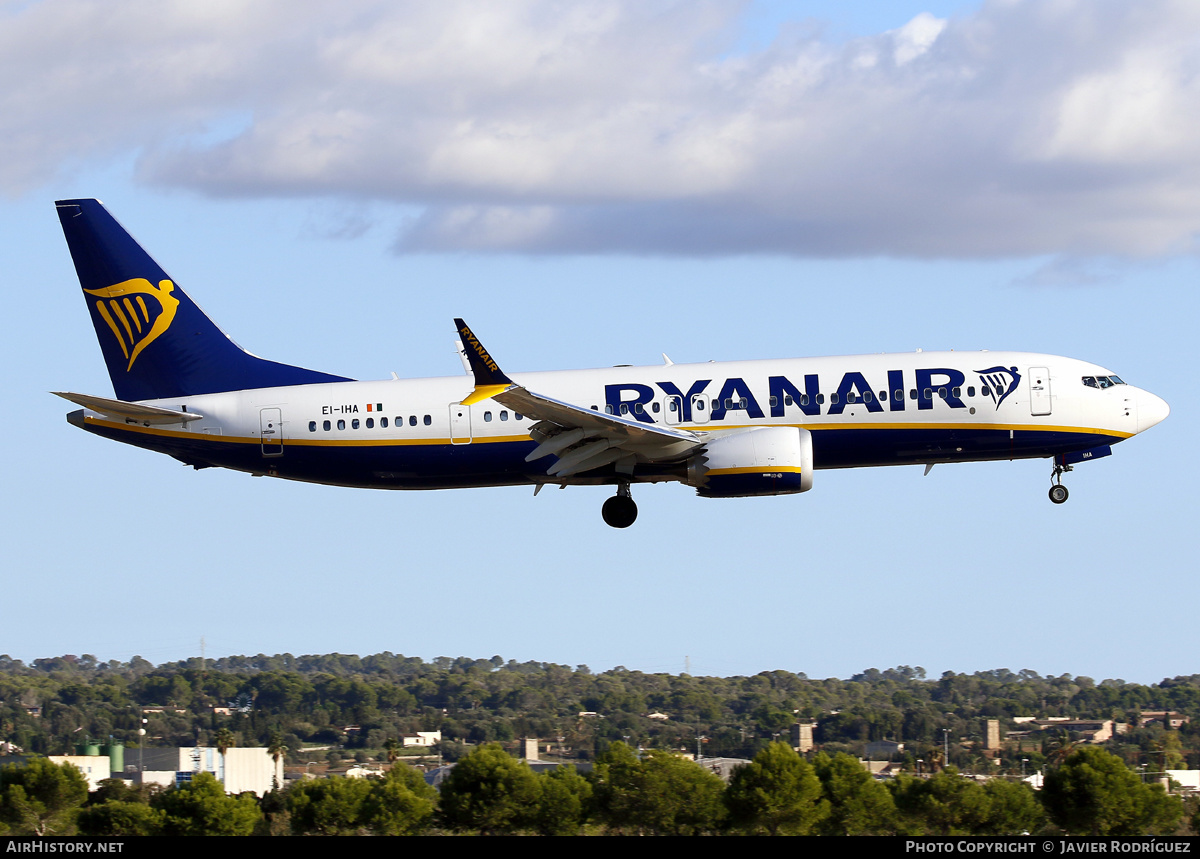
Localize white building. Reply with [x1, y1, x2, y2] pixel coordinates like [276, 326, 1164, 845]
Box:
[126, 746, 283, 796]
[402, 731, 441, 748]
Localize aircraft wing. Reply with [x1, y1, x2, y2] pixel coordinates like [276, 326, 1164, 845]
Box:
[53, 391, 204, 425]
[454, 319, 702, 478]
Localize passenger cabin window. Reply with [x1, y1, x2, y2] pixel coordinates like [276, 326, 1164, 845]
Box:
[380, 417, 388, 428]
[484, 411, 492, 422]
[309, 421, 317, 432]
[830, 393, 840, 405]
[409, 416, 417, 426]
[323, 420, 331, 431]
[337, 419, 346, 430]
[352, 419, 360, 429]
[366, 418, 374, 428]
[423, 415, 431, 426]
[500, 411, 509, 421]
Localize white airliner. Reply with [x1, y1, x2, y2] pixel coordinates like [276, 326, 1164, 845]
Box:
[55, 199, 1169, 527]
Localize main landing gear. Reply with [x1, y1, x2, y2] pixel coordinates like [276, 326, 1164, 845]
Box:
[1049, 460, 1072, 504]
[602, 484, 638, 528]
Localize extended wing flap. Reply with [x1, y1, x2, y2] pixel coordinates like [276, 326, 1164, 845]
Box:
[451, 319, 701, 477]
[495, 385, 699, 450]
[53, 391, 203, 425]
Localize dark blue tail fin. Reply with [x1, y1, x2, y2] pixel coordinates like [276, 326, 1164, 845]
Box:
[57, 199, 352, 401]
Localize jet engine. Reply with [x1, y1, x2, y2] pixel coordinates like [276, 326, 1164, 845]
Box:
[687, 426, 813, 498]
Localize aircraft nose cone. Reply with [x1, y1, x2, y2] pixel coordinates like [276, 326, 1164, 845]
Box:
[1137, 391, 1170, 433]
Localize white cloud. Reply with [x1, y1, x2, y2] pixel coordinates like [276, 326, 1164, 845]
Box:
[7, 0, 1200, 257]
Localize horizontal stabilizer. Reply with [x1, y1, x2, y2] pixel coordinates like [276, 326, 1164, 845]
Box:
[53, 391, 203, 425]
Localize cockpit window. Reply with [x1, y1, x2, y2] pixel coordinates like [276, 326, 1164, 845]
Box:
[1083, 375, 1126, 389]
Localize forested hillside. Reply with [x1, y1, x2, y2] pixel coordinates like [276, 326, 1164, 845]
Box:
[3, 654, 1198, 775]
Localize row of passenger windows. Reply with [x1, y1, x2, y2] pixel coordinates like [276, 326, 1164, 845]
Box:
[307, 410, 526, 432]
[310, 415, 430, 432]
[482, 410, 524, 422]
[600, 386, 1001, 415]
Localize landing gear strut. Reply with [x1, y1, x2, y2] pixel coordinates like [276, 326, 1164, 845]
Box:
[1049, 460, 1071, 504]
[602, 484, 638, 528]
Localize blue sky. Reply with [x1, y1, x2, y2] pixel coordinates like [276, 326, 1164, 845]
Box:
[3, 0, 1195, 685]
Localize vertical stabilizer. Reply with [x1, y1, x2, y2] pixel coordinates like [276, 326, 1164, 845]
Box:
[57, 199, 352, 401]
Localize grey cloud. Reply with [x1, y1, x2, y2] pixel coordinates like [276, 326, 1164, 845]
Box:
[8, 0, 1200, 257]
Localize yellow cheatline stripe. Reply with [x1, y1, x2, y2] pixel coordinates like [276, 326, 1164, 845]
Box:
[82, 415, 1130, 447]
[709, 420, 1133, 439]
[81, 416, 529, 447]
[708, 466, 804, 476]
[461, 384, 511, 406]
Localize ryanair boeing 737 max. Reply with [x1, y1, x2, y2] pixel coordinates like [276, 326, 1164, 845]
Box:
[54, 199, 1170, 527]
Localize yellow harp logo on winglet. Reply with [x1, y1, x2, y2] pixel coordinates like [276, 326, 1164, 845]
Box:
[83, 278, 180, 371]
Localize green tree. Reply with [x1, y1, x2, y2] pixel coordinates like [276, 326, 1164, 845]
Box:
[725, 742, 828, 835]
[267, 731, 287, 790]
[363, 764, 439, 835]
[890, 768, 991, 835]
[437, 743, 540, 834]
[286, 776, 373, 835]
[593, 747, 725, 835]
[532, 765, 593, 836]
[814, 751, 897, 835]
[980, 778, 1046, 835]
[214, 727, 236, 786]
[77, 801, 164, 836]
[384, 737, 401, 763]
[0, 758, 89, 835]
[590, 740, 643, 833]
[1042, 746, 1182, 835]
[151, 772, 261, 836]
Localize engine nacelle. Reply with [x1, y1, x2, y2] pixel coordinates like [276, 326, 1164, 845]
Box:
[687, 426, 813, 498]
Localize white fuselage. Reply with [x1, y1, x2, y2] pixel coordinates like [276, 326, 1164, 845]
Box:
[76, 349, 1167, 491]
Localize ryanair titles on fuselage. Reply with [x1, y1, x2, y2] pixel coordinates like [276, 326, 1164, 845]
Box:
[605, 365, 1021, 423]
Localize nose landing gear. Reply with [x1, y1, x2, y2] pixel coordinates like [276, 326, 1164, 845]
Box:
[602, 484, 638, 528]
[1049, 460, 1072, 504]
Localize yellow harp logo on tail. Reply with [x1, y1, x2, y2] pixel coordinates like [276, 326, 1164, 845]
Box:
[83, 279, 180, 371]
